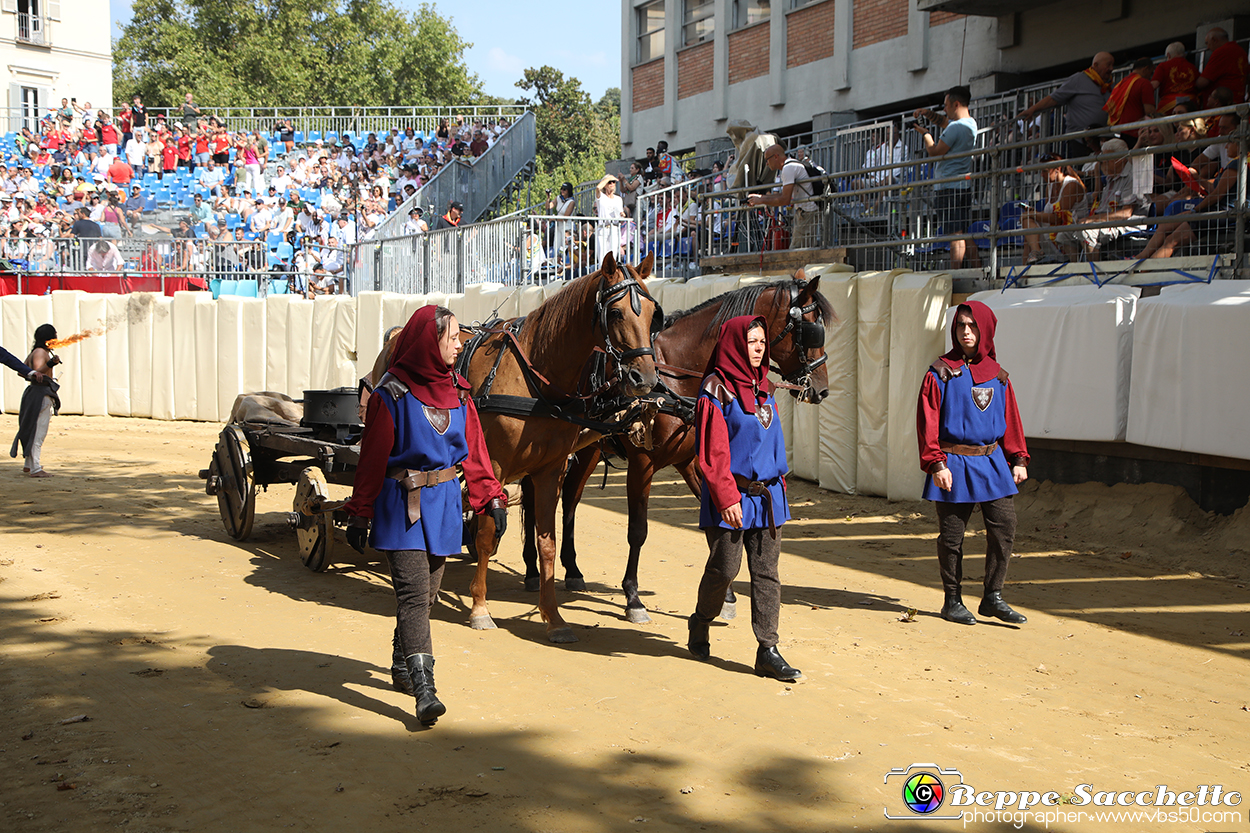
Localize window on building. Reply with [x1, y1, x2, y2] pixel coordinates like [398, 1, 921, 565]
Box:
[682, 0, 714, 46]
[637, 0, 665, 63]
[20, 87, 40, 132]
[790, 0, 816, 8]
[734, 0, 770, 29]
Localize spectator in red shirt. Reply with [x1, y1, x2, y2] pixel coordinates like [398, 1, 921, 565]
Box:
[118, 106, 133, 150]
[108, 156, 134, 186]
[173, 125, 193, 170]
[99, 115, 120, 156]
[1152, 42, 1198, 114]
[159, 133, 179, 178]
[1104, 57, 1157, 137]
[1195, 27, 1249, 105]
[209, 121, 231, 165]
[469, 130, 488, 157]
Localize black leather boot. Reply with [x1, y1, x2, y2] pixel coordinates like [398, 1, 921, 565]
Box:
[404, 654, 447, 726]
[754, 645, 803, 682]
[978, 592, 1027, 624]
[391, 628, 413, 695]
[941, 593, 978, 625]
[687, 614, 711, 661]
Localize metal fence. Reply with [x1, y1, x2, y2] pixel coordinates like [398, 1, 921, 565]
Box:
[2, 236, 355, 297]
[5, 104, 529, 142]
[698, 106, 1249, 280]
[374, 111, 537, 236]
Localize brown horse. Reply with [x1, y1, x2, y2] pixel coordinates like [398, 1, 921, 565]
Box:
[520, 273, 834, 623]
[460, 252, 662, 643]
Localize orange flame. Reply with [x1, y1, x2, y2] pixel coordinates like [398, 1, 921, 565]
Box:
[47, 325, 110, 350]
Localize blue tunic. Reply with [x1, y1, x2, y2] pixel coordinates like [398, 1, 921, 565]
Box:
[921, 368, 1018, 504]
[698, 390, 792, 531]
[369, 388, 469, 555]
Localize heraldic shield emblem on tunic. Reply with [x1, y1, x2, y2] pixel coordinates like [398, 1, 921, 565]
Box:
[971, 387, 993, 412]
[756, 404, 774, 428]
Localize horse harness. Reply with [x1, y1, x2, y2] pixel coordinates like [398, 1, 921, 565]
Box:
[457, 274, 667, 436]
[768, 281, 827, 400]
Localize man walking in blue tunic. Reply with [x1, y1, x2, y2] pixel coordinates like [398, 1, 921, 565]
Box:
[917, 301, 1030, 625]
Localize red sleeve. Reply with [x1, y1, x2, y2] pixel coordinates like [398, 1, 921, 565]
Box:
[345, 391, 395, 519]
[1137, 76, 1155, 108]
[1001, 380, 1030, 467]
[695, 396, 739, 512]
[461, 396, 505, 513]
[916, 371, 947, 474]
[1200, 48, 1229, 82]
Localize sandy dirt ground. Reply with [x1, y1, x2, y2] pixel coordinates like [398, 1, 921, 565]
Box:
[2, 415, 1249, 833]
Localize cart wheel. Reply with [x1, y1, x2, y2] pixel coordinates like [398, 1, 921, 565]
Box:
[212, 425, 256, 541]
[293, 466, 335, 572]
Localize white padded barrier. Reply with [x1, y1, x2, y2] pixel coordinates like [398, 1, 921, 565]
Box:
[1, 295, 26, 412]
[773, 369, 795, 471]
[49, 292, 83, 415]
[330, 296, 356, 389]
[105, 294, 131, 417]
[285, 298, 314, 400]
[192, 293, 218, 421]
[309, 296, 339, 390]
[127, 294, 158, 419]
[814, 272, 858, 494]
[967, 285, 1139, 442]
[354, 292, 385, 381]
[77, 295, 109, 417]
[263, 295, 293, 400]
[855, 270, 904, 496]
[150, 296, 175, 421]
[240, 298, 267, 396]
[887, 273, 952, 501]
[1128, 281, 1250, 460]
[216, 297, 246, 419]
[517, 285, 546, 316]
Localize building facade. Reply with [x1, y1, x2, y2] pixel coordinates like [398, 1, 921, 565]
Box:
[620, 0, 1247, 159]
[0, 0, 112, 133]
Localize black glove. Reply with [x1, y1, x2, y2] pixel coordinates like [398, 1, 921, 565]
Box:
[490, 503, 507, 541]
[346, 521, 369, 554]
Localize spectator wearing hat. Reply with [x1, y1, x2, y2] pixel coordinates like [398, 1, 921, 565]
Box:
[435, 201, 463, 231]
[403, 206, 428, 235]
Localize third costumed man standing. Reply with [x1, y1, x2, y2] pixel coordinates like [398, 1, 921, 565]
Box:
[917, 302, 1030, 625]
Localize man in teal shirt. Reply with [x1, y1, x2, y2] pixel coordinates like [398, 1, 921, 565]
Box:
[914, 85, 980, 269]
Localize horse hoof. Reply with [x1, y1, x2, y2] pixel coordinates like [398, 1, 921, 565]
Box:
[469, 615, 497, 630]
[547, 627, 579, 644]
[625, 607, 652, 624]
[524, 576, 539, 593]
[720, 601, 737, 621]
[565, 577, 587, 592]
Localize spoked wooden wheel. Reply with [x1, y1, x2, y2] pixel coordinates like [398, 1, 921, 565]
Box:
[208, 425, 256, 541]
[293, 466, 335, 572]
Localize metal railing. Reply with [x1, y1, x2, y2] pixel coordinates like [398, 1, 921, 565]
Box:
[2, 236, 355, 297]
[376, 111, 537, 234]
[16, 12, 47, 45]
[696, 106, 1249, 281]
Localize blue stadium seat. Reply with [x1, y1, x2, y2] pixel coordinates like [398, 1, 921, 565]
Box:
[266, 231, 283, 250]
[144, 195, 158, 211]
[294, 131, 305, 144]
[225, 213, 241, 229]
[275, 242, 294, 261]
[308, 131, 321, 144]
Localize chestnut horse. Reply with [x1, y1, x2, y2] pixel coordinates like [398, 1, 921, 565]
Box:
[520, 273, 834, 623]
[460, 252, 663, 643]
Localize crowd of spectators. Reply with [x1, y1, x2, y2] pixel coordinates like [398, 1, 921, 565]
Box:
[1, 94, 516, 292]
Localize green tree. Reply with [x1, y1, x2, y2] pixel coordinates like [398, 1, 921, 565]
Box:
[113, 0, 481, 108]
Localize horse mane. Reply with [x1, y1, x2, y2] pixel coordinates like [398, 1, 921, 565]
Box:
[521, 268, 604, 341]
[665, 278, 836, 336]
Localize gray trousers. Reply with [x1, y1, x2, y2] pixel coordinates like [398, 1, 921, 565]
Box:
[385, 550, 446, 656]
[934, 497, 1017, 596]
[693, 527, 781, 647]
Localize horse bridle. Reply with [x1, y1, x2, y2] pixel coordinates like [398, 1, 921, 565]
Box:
[596, 273, 664, 364]
[769, 280, 827, 396]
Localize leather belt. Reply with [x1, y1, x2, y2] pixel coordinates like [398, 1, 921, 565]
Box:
[940, 441, 998, 457]
[733, 473, 780, 539]
[386, 466, 458, 525]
